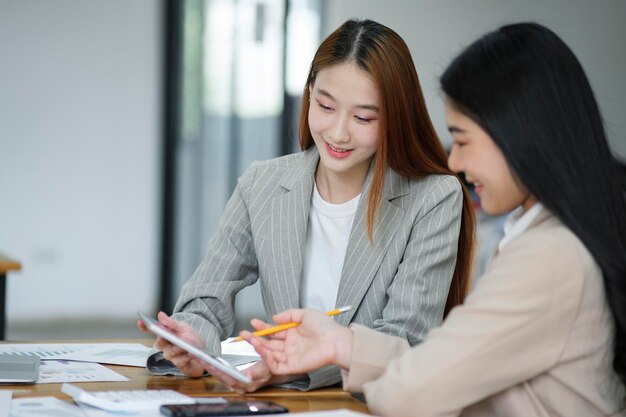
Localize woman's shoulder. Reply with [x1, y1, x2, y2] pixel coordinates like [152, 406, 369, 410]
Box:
[514, 214, 594, 264]
[493, 212, 600, 288]
[236, 149, 317, 197]
[395, 173, 462, 212]
[241, 149, 316, 179]
[404, 173, 462, 195]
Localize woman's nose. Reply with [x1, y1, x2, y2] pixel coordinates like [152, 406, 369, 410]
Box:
[447, 146, 462, 173]
[329, 116, 350, 143]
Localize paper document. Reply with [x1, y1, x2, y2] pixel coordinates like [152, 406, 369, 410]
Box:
[0, 343, 88, 359]
[0, 343, 150, 367]
[52, 344, 150, 367]
[221, 338, 261, 357]
[10, 397, 84, 417]
[38, 360, 128, 384]
[220, 338, 260, 370]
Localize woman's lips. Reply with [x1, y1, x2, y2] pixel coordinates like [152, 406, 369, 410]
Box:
[325, 141, 353, 159]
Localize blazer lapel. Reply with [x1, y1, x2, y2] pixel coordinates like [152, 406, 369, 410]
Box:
[266, 148, 319, 315]
[335, 166, 409, 325]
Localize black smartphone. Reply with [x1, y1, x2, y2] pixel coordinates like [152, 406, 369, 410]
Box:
[160, 401, 289, 417]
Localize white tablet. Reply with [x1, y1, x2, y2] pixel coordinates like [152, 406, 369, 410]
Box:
[137, 312, 252, 385]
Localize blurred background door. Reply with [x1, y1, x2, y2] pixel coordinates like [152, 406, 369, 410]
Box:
[163, 0, 323, 331]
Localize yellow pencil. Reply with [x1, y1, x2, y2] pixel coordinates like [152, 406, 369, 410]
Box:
[230, 305, 352, 343]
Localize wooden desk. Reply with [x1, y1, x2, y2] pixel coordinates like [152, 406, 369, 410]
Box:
[5, 339, 371, 414]
[0, 254, 21, 340]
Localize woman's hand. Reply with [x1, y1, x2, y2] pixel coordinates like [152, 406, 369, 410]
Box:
[202, 359, 302, 394]
[201, 319, 305, 393]
[137, 311, 207, 377]
[241, 309, 353, 375]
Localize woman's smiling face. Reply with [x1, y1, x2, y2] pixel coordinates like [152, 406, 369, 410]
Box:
[308, 62, 380, 182]
[446, 100, 536, 215]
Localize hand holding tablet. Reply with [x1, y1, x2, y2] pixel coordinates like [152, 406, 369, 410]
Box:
[137, 312, 252, 385]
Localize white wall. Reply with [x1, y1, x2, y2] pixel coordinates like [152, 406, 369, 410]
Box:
[323, 0, 626, 160]
[0, 0, 161, 322]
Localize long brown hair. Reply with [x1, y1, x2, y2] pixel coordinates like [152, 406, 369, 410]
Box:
[299, 19, 475, 314]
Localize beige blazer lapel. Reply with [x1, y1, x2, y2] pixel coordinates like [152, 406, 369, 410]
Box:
[335, 166, 409, 325]
[265, 148, 319, 315]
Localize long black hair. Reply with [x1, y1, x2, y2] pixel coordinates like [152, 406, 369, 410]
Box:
[441, 22, 626, 389]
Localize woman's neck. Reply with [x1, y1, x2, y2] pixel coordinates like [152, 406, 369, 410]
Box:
[315, 164, 368, 204]
[521, 194, 539, 213]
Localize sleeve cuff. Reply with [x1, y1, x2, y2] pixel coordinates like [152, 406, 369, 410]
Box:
[343, 324, 410, 392]
[146, 351, 185, 376]
[145, 350, 209, 377]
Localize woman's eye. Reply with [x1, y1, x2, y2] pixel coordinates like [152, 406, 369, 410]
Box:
[354, 115, 373, 123]
[317, 101, 333, 111]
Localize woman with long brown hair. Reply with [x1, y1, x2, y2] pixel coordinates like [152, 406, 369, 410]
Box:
[140, 18, 474, 392]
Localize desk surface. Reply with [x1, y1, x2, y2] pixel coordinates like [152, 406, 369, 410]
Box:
[3, 339, 370, 414]
[0, 254, 21, 274]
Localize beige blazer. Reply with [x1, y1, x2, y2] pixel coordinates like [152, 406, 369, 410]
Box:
[343, 208, 625, 416]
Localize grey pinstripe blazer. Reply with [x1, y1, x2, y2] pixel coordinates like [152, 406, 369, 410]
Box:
[151, 147, 463, 389]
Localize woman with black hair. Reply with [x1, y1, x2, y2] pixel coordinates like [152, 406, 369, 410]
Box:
[238, 23, 626, 416]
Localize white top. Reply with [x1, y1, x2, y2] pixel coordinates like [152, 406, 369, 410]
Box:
[300, 183, 360, 312]
[497, 202, 544, 252]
